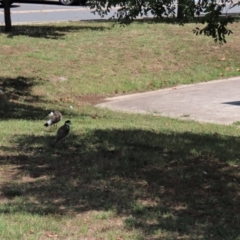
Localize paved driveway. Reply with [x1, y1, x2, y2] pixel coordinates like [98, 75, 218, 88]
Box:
[96, 77, 240, 125]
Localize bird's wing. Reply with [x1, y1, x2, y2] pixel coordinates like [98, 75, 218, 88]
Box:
[51, 115, 60, 124]
[55, 126, 69, 142]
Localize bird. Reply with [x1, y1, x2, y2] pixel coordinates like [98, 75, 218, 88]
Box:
[54, 120, 71, 143]
[44, 111, 62, 128]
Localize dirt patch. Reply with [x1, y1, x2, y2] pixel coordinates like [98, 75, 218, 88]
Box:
[0, 45, 29, 56]
[0, 164, 19, 183]
[76, 95, 108, 106]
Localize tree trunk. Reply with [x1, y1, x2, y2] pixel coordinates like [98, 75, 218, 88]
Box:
[3, 0, 12, 32]
[177, 0, 185, 19]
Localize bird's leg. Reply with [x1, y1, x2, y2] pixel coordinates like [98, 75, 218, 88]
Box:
[45, 126, 51, 132]
[50, 125, 55, 132]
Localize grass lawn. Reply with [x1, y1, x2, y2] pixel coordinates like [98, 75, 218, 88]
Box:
[0, 20, 240, 239]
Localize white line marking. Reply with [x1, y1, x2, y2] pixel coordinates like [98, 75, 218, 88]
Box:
[1, 8, 90, 14]
[0, 7, 120, 15]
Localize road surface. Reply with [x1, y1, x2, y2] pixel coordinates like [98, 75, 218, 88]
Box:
[96, 77, 240, 125]
[0, 2, 116, 25]
[0, 1, 239, 25]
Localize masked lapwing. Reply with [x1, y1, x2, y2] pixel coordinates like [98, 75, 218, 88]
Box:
[54, 120, 71, 143]
[44, 111, 62, 128]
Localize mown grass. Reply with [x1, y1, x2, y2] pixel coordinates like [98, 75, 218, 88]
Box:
[0, 21, 240, 239]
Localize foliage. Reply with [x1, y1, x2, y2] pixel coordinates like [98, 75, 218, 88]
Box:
[89, 0, 240, 43]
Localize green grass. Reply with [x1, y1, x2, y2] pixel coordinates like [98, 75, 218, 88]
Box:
[0, 21, 240, 240]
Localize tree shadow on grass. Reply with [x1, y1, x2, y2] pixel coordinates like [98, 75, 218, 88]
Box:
[1, 128, 240, 239]
[83, 15, 240, 25]
[0, 76, 50, 120]
[0, 17, 223, 40]
[0, 76, 74, 120]
[0, 24, 109, 39]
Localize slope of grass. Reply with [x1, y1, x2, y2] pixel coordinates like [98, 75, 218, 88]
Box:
[1, 21, 240, 100]
[0, 21, 240, 239]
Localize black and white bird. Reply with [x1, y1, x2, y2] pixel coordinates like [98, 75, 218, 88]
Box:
[44, 111, 62, 128]
[54, 120, 71, 143]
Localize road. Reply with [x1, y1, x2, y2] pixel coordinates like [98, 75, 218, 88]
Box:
[0, 1, 116, 25]
[0, 1, 239, 25]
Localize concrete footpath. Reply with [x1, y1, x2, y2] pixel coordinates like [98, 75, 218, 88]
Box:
[96, 77, 240, 125]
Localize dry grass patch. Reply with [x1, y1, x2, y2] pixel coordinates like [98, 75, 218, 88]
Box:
[1, 21, 240, 100]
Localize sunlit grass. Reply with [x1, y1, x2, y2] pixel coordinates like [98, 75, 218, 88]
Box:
[0, 21, 240, 239]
